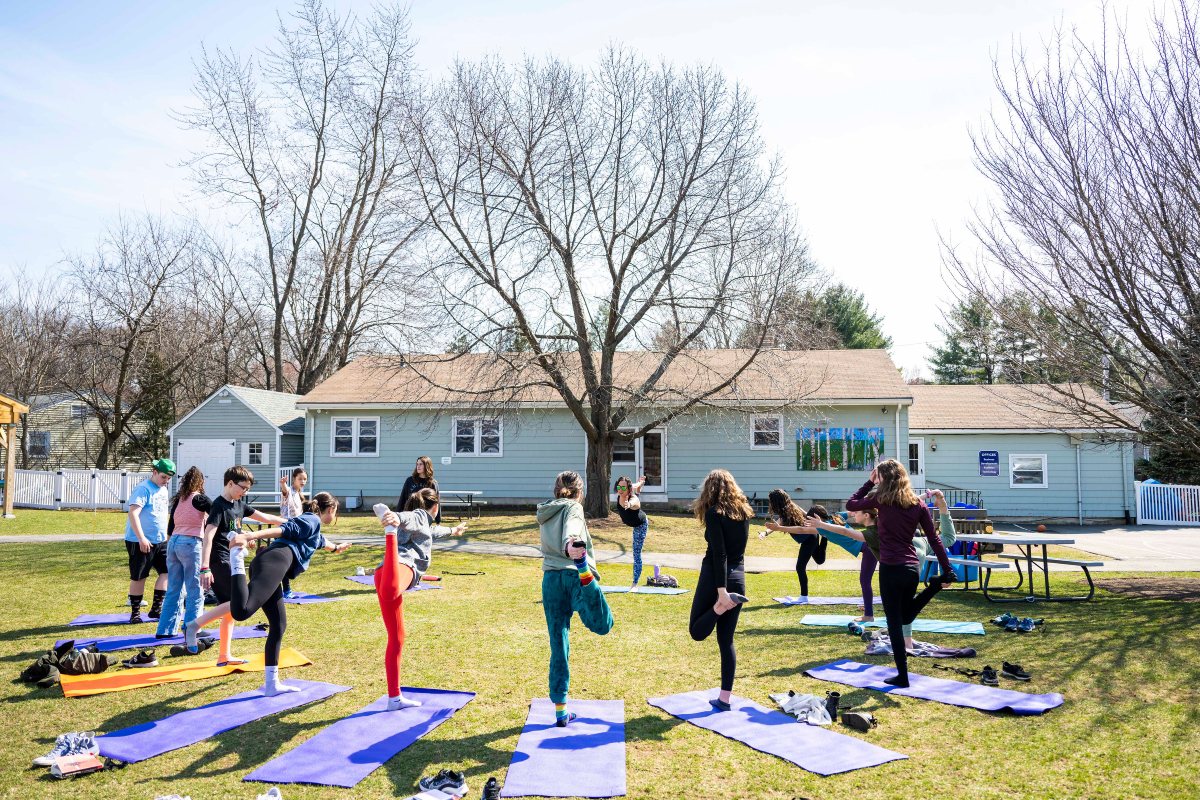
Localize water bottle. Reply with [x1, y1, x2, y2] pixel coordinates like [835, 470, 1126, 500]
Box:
[653, 564, 661, 579]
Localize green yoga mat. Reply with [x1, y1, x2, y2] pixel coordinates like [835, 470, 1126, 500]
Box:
[799, 614, 986, 635]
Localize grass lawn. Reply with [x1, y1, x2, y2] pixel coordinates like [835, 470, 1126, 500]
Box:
[1, 539, 1197, 799]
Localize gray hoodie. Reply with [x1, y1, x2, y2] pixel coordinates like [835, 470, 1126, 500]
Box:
[392, 509, 436, 587]
[536, 498, 595, 572]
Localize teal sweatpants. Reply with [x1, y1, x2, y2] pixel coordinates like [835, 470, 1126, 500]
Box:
[542, 568, 614, 704]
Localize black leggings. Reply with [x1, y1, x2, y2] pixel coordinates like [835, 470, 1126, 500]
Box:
[689, 559, 746, 692]
[231, 546, 293, 667]
[790, 534, 819, 596]
[878, 563, 943, 680]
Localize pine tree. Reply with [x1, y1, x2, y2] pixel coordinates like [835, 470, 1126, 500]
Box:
[930, 295, 1002, 384]
[813, 284, 892, 349]
[123, 351, 175, 463]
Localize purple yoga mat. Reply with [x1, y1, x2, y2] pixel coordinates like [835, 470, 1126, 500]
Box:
[345, 575, 441, 590]
[501, 699, 626, 798]
[647, 690, 905, 776]
[68, 613, 153, 627]
[805, 659, 1064, 716]
[283, 592, 341, 604]
[57, 626, 268, 653]
[96, 680, 350, 762]
[244, 687, 475, 788]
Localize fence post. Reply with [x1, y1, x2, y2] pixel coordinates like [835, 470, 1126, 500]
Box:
[53, 470, 63, 511]
[1134, 481, 1142, 525]
[120, 471, 129, 508]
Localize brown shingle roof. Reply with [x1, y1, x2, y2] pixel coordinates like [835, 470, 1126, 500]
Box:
[300, 349, 910, 407]
[908, 384, 1134, 431]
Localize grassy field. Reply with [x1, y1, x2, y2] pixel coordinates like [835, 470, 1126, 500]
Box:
[1, 537, 1197, 799]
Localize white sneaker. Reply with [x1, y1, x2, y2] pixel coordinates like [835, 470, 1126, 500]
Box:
[257, 787, 284, 800]
[32, 732, 98, 767]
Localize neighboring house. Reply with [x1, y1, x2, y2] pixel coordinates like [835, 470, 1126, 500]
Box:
[910, 384, 1136, 523]
[16, 393, 140, 469]
[168, 386, 305, 499]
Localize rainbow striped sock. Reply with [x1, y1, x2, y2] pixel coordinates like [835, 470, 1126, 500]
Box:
[573, 555, 594, 586]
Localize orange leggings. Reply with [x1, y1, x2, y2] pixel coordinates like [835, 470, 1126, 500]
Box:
[374, 532, 414, 698]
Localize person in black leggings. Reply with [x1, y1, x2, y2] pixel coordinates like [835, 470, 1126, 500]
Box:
[688, 469, 752, 711]
[760, 490, 829, 597]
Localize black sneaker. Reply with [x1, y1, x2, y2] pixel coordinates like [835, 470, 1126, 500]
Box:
[121, 649, 158, 669]
[418, 769, 467, 796]
[482, 776, 501, 800]
[1001, 661, 1031, 681]
[980, 665, 999, 686]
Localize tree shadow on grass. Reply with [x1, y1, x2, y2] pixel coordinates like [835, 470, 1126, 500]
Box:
[0, 623, 77, 644]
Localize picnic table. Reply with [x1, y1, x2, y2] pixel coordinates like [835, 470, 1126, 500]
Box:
[953, 532, 1102, 603]
[438, 490, 485, 519]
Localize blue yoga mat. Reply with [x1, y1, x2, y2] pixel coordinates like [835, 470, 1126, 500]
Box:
[96, 680, 349, 762]
[501, 699, 626, 798]
[775, 596, 862, 606]
[806, 659, 1064, 715]
[345, 575, 441, 590]
[57, 626, 268, 653]
[601, 585, 688, 595]
[283, 592, 341, 604]
[244, 687, 475, 788]
[68, 613, 153, 627]
[800, 614, 986, 636]
[647, 690, 905, 775]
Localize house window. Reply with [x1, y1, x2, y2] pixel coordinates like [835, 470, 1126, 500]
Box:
[1010, 454, 1048, 488]
[331, 417, 381, 457]
[28, 431, 51, 458]
[751, 415, 783, 450]
[453, 418, 503, 457]
[72, 404, 89, 421]
[248, 443, 264, 465]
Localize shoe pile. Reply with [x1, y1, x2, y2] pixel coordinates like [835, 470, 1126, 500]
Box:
[990, 612, 1044, 633]
[169, 634, 215, 658]
[32, 732, 99, 768]
[417, 769, 468, 798]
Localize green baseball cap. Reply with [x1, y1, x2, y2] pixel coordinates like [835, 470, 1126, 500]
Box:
[152, 458, 177, 475]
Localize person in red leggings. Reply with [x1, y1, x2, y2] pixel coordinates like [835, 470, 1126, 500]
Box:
[373, 488, 439, 710]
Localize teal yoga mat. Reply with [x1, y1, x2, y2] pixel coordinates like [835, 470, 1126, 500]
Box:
[800, 614, 986, 636]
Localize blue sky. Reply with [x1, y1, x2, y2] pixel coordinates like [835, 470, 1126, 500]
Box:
[0, 0, 1155, 375]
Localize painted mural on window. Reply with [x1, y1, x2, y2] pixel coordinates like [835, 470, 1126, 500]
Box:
[797, 427, 886, 471]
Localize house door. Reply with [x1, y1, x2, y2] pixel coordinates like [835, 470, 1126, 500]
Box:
[908, 438, 925, 491]
[610, 429, 667, 499]
[177, 439, 236, 498]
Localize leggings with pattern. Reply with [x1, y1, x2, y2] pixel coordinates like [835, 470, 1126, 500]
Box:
[375, 532, 415, 698]
[631, 522, 649, 585]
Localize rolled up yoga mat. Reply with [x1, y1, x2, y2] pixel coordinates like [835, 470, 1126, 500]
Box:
[68, 612, 153, 627]
[501, 699, 626, 798]
[805, 659, 1064, 715]
[96, 680, 350, 762]
[282, 591, 341, 604]
[345, 575, 441, 590]
[243, 687, 475, 788]
[56, 626, 268, 654]
[774, 596, 862, 606]
[799, 614, 986, 636]
[60, 648, 312, 697]
[647, 690, 905, 776]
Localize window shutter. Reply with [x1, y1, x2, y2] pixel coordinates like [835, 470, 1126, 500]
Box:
[261, 443, 270, 464]
[241, 443, 250, 464]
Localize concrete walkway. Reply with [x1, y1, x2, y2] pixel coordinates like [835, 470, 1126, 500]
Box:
[4, 525, 1200, 572]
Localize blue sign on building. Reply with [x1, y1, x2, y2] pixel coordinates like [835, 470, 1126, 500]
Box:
[979, 450, 1000, 477]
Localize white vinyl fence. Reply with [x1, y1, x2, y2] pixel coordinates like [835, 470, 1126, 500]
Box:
[6, 469, 153, 511]
[1136, 481, 1200, 526]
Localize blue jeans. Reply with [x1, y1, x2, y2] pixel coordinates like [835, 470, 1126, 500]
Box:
[156, 535, 203, 637]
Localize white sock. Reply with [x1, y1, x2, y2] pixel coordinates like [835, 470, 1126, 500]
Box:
[230, 545, 246, 576]
[387, 693, 422, 710]
[261, 665, 299, 695]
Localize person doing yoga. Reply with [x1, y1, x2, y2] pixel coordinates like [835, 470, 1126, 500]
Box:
[759, 489, 830, 597]
[370, 489, 442, 710]
[844, 459, 955, 687]
[689, 469, 752, 712]
[537, 470, 614, 727]
[222, 492, 350, 695]
[614, 474, 649, 590]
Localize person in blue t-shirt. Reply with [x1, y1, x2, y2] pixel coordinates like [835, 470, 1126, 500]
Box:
[124, 458, 175, 623]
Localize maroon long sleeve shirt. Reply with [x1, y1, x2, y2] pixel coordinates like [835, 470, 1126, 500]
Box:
[846, 480, 953, 572]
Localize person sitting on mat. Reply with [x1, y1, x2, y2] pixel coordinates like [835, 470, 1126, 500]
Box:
[844, 459, 955, 688]
[689, 469, 752, 712]
[537, 470, 614, 727]
[613, 474, 649, 590]
[221, 491, 350, 695]
[371, 488, 442, 710]
[759, 490, 829, 598]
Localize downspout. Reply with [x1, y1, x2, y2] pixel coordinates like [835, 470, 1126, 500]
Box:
[307, 411, 316, 492]
[895, 404, 902, 464]
[1075, 442, 1083, 525]
[1120, 441, 1130, 524]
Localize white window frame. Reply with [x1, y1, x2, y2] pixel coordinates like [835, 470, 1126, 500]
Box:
[247, 442, 265, 465]
[750, 414, 784, 450]
[451, 417, 504, 457]
[1009, 453, 1048, 489]
[330, 417, 381, 458]
[28, 430, 51, 457]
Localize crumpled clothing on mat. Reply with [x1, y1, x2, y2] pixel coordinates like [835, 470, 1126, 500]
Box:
[865, 633, 976, 659]
[769, 692, 833, 725]
[20, 641, 110, 688]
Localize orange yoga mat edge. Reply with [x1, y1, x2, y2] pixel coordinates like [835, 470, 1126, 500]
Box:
[60, 649, 311, 698]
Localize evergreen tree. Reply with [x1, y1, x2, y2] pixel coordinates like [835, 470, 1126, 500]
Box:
[813, 284, 892, 349]
[123, 350, 175, 463]
[929, 294, 1002, 384]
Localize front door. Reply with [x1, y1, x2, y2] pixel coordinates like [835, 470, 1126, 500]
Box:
[176, 439, 237, 497]
[610, 429, 667, 499]
[908, 438, 925, 491]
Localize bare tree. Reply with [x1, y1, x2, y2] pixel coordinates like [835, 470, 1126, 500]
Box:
[404, 48, 821, 516]
[180, 0, 425, 393]
[0, 273, 72, 468]
[945, 0, 1200, 446]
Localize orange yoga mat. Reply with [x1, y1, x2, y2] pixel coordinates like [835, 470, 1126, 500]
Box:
[60, 648, 312, 698]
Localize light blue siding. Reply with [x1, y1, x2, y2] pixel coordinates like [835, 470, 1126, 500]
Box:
[171, 395, 281, 486]
[280, 434, 305, 470]
[921, 433, 1134, 521]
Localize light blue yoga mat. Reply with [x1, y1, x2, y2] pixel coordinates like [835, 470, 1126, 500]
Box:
[283, 592, 341, 604]
[800, 614, 986, 635]
[601, 585, 688, 595]
[775, 596, 862, 606]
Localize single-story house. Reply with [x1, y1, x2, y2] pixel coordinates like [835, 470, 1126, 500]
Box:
[167, 386, 305, 499]
[14, 393, 140, 469]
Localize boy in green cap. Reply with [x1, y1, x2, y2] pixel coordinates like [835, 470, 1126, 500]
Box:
[124, 458, 175, 623]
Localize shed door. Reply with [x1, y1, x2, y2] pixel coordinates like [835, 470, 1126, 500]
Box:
[177, 439, 237, 497]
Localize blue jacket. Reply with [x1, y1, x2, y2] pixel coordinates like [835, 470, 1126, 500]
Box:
[268, 512, 325, 575]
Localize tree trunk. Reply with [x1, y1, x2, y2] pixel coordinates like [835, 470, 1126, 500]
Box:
[584, 434, 613, 519]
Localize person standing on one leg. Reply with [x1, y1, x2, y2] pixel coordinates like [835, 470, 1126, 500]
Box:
[371, 488, 441, 710]
[155, 467, 207, 639]
[845, 459, 955, 688]
[760, 489, 821, 598]
[224, 492, 349, 695]
[277, 467, 309, 600]
[688, 469, 752, 712]
[538, 471, 614, 727]
[614, 475, 649, 590]
[125, 458, 175, 624]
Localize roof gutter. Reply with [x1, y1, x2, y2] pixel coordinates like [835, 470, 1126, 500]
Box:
[296, 397, 917, 411]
